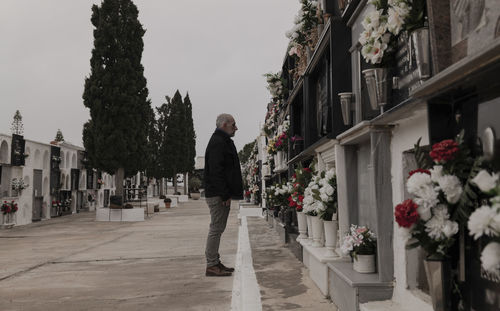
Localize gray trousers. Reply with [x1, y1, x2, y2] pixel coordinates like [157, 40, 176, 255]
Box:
[205, 196, 231, 267]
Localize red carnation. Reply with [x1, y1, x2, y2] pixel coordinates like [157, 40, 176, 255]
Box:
[429, 139, 459, 163]
[288, 196, 296, 208]
[408, 168, 431, 178]
[304, 168, 311, 172]
[395, 199, 420, 228]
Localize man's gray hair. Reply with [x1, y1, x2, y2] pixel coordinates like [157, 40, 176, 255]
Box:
[216, 113, 233, 128]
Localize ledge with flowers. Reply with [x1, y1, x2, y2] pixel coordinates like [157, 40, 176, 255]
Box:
[392, 132, 500, 311]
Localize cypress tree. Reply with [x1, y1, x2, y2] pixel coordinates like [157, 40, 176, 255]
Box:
[82, 0, 151, 198]
[182, 93, 196, 174]
[163, 90, 185, 193]
[182, 93, 196, 194]
[11, 110, 24, 136]
[155, 99, 170, 193]
[54, 129, 65, 142]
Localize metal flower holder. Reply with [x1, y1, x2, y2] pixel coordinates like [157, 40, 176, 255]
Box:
[423, 259, 452, 311]
[338, 92, 354, 125]
[410, 27, 431, 80]
[362, 68, 388, 111]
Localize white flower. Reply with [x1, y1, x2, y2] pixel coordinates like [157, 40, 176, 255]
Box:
[325, 169, 335, 180]
[325, 185, 334, 196]
[425, 215, 447, 240]
[430, 165, 443, 183]
[387, 7, 406, 35]
[314, 200, 326, 212]
[407, 172, 433, 195]
[492, 211, 500, 233]
[442, 220, 459, 238]
[471, 170, 499, 193]
[438, 175, 463, 204]
[433, 204, 450, 220]
[468, 205, 500, 239]
[320, 193, 329, 202]
[481, 242, 500, 275]
[415, 198, 433, 221]
[371, 23, 388, 40]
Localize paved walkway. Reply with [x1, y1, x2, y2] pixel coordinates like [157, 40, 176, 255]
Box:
[0, 200, 335, 310]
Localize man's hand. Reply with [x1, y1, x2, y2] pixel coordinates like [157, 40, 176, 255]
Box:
[223, 199, 231, 207]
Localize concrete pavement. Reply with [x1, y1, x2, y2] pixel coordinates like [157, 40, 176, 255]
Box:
[0, 199, 335, 310]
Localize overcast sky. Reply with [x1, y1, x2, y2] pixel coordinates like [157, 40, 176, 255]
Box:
[0, 0, 299, 156]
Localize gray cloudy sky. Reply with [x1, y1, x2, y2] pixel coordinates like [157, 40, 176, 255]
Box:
[0, 0, 299, 156]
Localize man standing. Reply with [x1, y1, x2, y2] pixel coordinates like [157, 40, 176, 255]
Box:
[204, 113, 243, 277]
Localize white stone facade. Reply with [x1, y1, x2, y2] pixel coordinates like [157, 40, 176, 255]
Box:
[0, 133, 116, 226]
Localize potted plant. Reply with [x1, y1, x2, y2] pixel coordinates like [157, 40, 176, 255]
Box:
[288, 165, 313, 241]
[188, 176, 202, 200]
[1, 200, 18, 228]
[164, 197, 172, 208]
[244, 190, 250, 202]
[316, 169, 338, 257]
[341, 224, 377, 273]
[302, 174, 323, 247]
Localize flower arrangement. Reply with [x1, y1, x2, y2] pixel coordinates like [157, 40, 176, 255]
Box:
[264, 72, 288, 103]
[286, 0, 322, 80]
[359, 2, 394, 66]
[394, 134, 475, 259]
[301, 168, 337, 219]
[288, 165, 313, 212]
[263, 102, 279, 137]
[51, 200, 61, 209]
[274, 132, 289, 152]
[11, 178, 28, 191]
[286, 0, 322, 53]
[1, 201, 18, 214]
[274, 182, 294, 207]
[468, 169, 500, 277]
[302, 173, 322, 216]
[359, 0, 427, 66]
[341, 225, 377, 259]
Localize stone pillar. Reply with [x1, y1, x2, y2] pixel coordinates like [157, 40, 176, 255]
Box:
[335, 144, 358, 256]
[370, 128, 394, 283]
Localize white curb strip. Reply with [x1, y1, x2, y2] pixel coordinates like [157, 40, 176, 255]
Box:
[231, 214, 262, 311]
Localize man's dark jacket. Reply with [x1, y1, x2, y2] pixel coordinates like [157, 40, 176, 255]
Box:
[204, 129, 243, 200]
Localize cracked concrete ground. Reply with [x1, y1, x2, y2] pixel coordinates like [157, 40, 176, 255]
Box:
[0, 201, 336, 311]
[0, 200, 238, 311]
[246, 216, 337, 311]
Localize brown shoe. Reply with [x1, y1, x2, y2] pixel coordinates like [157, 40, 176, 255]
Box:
[206, 265, 232, 277]
[218, 262, 235, 272]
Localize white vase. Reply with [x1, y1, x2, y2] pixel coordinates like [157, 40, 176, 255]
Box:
[306, 214, 313, 245]
[323, 220, 338, 257]
[353, 254, 376, 273]
[311, 215, 324, 248]
[296, 211, 308, 241]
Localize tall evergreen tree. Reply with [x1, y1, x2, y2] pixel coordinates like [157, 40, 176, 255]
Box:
[163, 90, 185, 193]
[82, 0, 151, 198]
[182, 93, 196, 194]
[182, 93, 196, 173]
[11, 110, 24, 136]
[154, 99, 170, 193]
[54, 129, 64, 142]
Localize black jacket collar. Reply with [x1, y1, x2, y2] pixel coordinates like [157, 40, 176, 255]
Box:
[214, 128, 231, 140]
